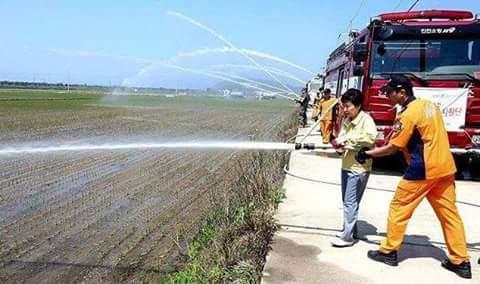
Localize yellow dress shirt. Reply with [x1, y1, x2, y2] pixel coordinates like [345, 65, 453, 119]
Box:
[337, 111, 377, 173]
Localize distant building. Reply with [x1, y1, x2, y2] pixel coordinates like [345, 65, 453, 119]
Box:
[223, 89, 245, 99]
[255, 91, 276, 100]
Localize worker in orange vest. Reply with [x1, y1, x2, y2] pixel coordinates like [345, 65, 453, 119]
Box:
[311, 91, 322, 122]
[356, 75, 471, 279]
[319, 88, 336, 144]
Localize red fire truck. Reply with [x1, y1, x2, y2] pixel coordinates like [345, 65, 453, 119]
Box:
[324, 10, 480, 179]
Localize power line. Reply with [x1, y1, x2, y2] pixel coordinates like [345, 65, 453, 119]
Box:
[349, 0, 368, 30]
[408, 0, 421, 12]
[337, 0, 368, 45]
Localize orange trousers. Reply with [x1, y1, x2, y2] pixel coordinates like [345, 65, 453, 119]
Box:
[320, 120, 332, 144]
[380, 175, 469, 264]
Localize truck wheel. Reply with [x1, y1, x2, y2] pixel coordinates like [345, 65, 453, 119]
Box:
[453, 154, 468, 180]
[469, 153, 480, 181]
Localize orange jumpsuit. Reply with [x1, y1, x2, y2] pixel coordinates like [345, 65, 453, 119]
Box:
[319, 97, 336, 144]
[380, 97, 469, 265]
[311, 97, 322, 121]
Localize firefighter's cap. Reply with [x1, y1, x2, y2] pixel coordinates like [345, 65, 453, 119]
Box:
[380, 74, 413, 96]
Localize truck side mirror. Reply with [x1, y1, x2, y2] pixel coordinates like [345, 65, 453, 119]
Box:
[353, 65, 364, 77]
[352, 43, 368, 63]
[377, 43, 386, 56]
[378, 27, 394, 40]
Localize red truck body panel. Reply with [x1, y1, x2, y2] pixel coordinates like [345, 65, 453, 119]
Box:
[324, 10, 480, 151]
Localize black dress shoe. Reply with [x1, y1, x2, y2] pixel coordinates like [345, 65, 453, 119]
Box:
[367, 250, 398, 266]
[441, 259, 472, 279]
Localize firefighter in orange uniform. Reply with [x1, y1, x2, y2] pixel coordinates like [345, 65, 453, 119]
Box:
[356, 75, 471, 279]
[319, 88, 336, 144]
[311, 91, 323, 122]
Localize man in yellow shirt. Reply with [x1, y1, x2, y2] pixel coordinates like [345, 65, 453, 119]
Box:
[357, 75, 471, 279]
[319, 88, 336, 144]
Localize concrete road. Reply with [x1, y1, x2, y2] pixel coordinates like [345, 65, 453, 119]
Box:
[262, 121, 480, 284]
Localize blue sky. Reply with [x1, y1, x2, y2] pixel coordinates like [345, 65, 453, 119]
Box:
[0, 0, 479, 88]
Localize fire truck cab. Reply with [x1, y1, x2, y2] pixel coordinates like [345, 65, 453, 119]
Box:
[324, 10, 480, 179]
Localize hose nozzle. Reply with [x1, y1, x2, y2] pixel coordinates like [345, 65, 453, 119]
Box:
[294, 143, 317, 150]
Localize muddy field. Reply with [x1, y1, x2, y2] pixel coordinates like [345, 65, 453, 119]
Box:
[0, 89, 293, 283]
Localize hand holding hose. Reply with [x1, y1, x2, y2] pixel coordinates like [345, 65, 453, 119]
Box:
[355, 147, 372, 164]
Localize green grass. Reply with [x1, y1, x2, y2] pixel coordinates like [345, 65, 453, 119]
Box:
[159, 129, 294, 283]
[161, 171, 286, 283]
[100, 94, 292, 114]
[0, 89, 102, 112]
[0, 88, 292, 114]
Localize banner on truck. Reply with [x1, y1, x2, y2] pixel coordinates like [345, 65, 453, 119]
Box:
[413, 87, 469, 131]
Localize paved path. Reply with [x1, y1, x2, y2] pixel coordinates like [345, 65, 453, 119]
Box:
[262, 121, 480, 284]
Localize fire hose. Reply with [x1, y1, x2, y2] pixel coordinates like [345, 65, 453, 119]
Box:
[281, 152, 480, 253]
[286, 143, 480, 210]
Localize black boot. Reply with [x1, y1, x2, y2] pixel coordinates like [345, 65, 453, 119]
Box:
[441, 260, 472, 279]
[367, 250, 398, 266]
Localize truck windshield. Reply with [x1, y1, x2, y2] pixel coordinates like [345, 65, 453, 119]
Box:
[371, 39, 480, 80]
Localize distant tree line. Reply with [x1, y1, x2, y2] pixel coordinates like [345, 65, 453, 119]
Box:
[0, 80, 76, 89]
[0, 80, 206, 94]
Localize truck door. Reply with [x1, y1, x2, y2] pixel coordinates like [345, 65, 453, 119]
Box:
[336, 67, 346, 97]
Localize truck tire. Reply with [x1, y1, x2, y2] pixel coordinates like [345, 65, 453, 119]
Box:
[469, 153, 480, 181]
[453, 154, 469, 180]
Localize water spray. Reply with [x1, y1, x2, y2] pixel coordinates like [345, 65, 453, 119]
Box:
[268, 92, 299, 101]
[45, 48, 289, 96]
[127, 61, 298, 101]
[209, 64, 307, 85]
[174, 47, 316, 77]
[209, 71, 290, 93]
[208, 71, 301, 101]
[0, 141, 300, 156]
[167, 11, 299, 97]
[0, 139, 345, 157]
